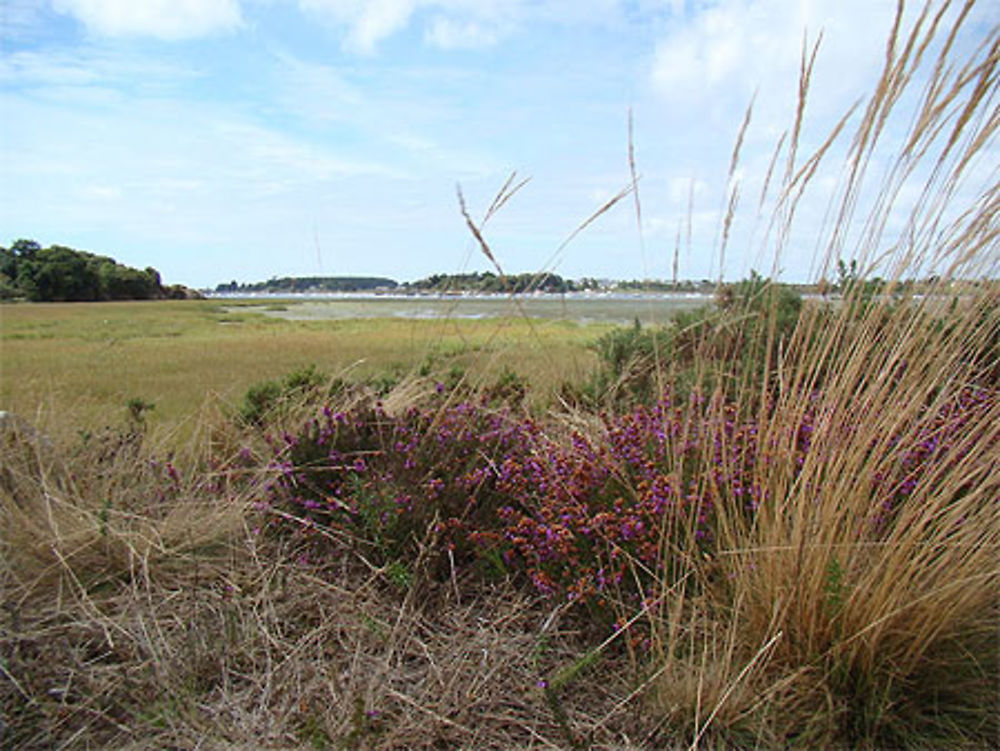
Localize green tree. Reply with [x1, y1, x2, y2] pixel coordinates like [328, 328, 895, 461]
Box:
[10, 238, 41, 259]
[2, 239, 167, 301]
[0, 246, 16, 280]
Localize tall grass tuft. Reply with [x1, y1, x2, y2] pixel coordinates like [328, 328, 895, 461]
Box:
[639, 2, 1000, 746]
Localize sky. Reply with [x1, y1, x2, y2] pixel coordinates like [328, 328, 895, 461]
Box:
[1, 1, 996, 289]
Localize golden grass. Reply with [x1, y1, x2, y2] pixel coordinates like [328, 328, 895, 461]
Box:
[634, 3, 1000, 746]
[1, 300, 607, 441]
[674, 292, 1000, 746]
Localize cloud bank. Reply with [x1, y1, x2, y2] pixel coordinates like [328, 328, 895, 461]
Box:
[52, 0, 242, 39]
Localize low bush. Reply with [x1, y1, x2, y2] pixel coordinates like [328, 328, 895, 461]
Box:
[259, 395, 536, 573]
[237, 363, 335, 425]
[581, 272, 805, 407]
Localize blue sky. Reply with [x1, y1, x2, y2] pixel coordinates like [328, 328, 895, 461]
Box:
[1, 1, 995, 288]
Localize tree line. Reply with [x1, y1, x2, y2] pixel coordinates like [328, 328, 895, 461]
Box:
[404, 271, 574, 293]
[404, 273, 720, 294]
[215, 276, 399, 294]
[1, 239, 196, 302]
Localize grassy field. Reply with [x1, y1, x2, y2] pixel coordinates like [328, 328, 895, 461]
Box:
[0, 299, 611, 437]
[2, 5, 998, 749]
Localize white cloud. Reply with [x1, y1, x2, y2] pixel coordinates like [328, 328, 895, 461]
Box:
[269, 51, 501, 177]
[347, 0, 420, 53]
[211, 119, 402, 183]
[0, 50, 102, 86]
[0, 47, 194, 91]
[650, 0, 900, 128]
[81, 184, 123, 200]
[298, 0, 419, 53]
[425, 17, 501, 49]
[52, 0, 242, 39]
[297, 0, 627, 53]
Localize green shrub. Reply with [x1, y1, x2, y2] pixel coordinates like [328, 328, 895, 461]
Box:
[238, 364, 330, 425]
[582, 274, 804, 407]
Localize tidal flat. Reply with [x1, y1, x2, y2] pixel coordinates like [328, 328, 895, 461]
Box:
[219, 291, 712, 325]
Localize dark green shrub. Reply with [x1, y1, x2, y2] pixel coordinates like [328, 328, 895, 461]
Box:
[580, 319, 673, 406]
[582, 274, 804, 407]
[239, 380, 284, 425]
[483, 365, 528, 406]
[238, 364, 331, 425]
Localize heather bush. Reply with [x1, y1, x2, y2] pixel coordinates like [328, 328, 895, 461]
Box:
[258, 370, 991, 627]
[260, 394, 540, 574]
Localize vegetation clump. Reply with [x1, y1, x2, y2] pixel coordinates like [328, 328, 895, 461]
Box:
[577, 271, 804, 405]
[405, 270, 575, 294]
[1, 238, 197, 302]
[237, 363, 335, 425]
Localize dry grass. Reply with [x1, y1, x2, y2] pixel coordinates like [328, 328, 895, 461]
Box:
[635, 2, 1000, 747]
[1, 405, 664, 750]
[669, 291, 1000, 747]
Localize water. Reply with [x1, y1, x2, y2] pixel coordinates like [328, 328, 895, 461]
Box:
[216, 292, 714, 325]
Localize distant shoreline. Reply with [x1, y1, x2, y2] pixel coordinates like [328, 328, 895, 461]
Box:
[206, 290, 717, 302]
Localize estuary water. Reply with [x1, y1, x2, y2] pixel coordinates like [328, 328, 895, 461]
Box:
[216, 292, 714, 326]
